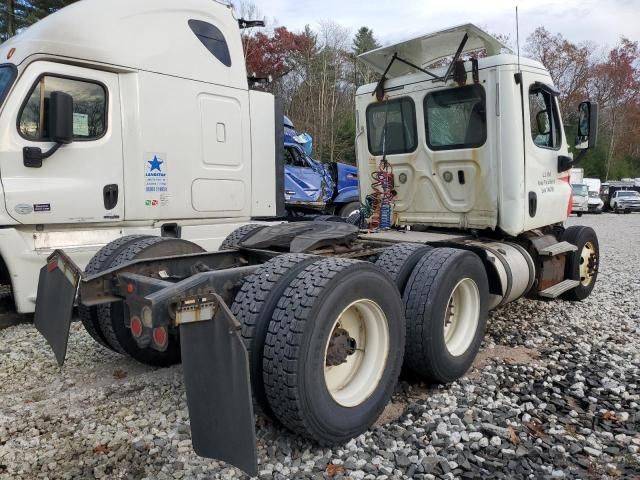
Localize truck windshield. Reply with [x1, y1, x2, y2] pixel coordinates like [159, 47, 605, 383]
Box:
[618, 191, 640, 197]
[0, 65, 17, 106]
[571, 184, 588, 196]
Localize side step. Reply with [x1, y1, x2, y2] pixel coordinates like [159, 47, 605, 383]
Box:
[539, 241, 578, 256]
[538, 279, 580, 299]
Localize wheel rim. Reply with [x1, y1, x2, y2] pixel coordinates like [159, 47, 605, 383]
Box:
[323, 299, 390, 407]
[344, 207, 360, 218]
[443, 278, 480, 357]
[579, 241, 597, 286]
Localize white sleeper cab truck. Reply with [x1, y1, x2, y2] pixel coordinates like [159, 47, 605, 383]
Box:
[31, 5, 600, 476]
[0, 0, 282, 315]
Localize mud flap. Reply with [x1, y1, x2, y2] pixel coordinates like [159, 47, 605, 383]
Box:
[33, 251, 81, 366]
[179, 296, 257, 476]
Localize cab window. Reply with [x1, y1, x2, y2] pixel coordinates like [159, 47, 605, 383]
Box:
[424, 85, 486, 150]
[529, 86, 561, 149]
[366, 98, 417, 155]
[284, 146, 308, 168]
[18, 75, 107, 141]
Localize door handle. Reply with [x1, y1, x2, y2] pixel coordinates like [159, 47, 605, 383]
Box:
[103, 184, 119, 210]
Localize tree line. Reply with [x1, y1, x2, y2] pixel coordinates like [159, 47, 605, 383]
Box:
[240, 7, 640, 180]
[2, 1, 637, 179]
[0, 0, 78, 41]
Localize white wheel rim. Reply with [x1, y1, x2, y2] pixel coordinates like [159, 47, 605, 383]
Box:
[323, 299, 390, 407]
[344, 207, 360, 218]
[443, 278, 480, 357]
[579, 241, 596, 286]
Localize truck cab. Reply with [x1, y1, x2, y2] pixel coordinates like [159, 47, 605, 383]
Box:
[354, 25, 594, 235]
[0, 0, 280, 313]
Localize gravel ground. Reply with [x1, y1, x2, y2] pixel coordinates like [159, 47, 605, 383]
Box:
[1, 213, 639, 480]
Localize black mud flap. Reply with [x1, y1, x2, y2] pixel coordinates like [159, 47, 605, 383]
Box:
[179, 295, 257, 476]
[34, 251, 82, 366]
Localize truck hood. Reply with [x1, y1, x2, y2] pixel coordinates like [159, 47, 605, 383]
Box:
[358, 24, 510, 78]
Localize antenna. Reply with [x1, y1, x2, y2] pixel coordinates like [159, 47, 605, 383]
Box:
[515, 5, 521, 73]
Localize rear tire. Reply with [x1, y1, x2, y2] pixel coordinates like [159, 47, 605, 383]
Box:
[78, 235, 151, 350]
[219, 224, 264, 250]
[561, 226, 599, 301]
[231, 253, 320, 416]
[403, 248, 489, 383]
[263, 259, 404, 444]
[375, 242, 433, 293]
[97, 237, 205, 366]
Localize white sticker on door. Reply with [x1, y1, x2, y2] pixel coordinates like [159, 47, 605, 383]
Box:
[144, 153, 168, 206]
[73, 113, 89, 136]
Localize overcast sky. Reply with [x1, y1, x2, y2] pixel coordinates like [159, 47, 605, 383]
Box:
[249, 0, 639, 52]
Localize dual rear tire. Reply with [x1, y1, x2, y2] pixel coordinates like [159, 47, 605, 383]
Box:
[79, 235, 204, 366]
[232, 256, 405, 443]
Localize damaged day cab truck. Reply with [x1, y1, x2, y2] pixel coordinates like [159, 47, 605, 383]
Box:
[28, 0, 600, 476]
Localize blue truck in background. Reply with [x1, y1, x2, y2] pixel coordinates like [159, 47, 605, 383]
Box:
[283, 117, 360, 218]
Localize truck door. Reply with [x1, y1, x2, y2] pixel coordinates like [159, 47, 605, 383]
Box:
[522, 72, 571, 229]
[0, 62, 123, 224]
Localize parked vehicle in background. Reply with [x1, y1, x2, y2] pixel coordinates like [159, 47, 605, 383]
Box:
[283, 118, 359, 218]
[601, 182, 640, 211]
[583, 178, 603, 213]
[571, 183, 589, 216]
[610, 190, 640, 213]
[569, 167, 584, 185]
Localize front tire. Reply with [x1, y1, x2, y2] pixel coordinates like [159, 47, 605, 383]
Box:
[262, 259, 404, 444]
[338, 201, 361, 219]
[561, 226, 599, 301]
[403, 248, 489, 383]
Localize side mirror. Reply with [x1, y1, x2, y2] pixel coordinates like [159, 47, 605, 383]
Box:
[23, 91, 74, 168]
[536, 110, 550, 135]
[575, 101, 598, 150]
[49, 91, 74, 144]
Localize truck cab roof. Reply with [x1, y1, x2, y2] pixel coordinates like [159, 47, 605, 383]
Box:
[0, 0, 247, 89]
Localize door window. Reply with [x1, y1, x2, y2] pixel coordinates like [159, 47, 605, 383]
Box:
[424, 85, 486, 150]
[366, 97, 417, 155]
[18, 75, 107, 141]
[529, 86, 561, 149]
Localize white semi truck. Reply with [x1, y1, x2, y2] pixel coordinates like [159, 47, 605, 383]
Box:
[0, 0, 281, 315]
[22, 0, 600, 475]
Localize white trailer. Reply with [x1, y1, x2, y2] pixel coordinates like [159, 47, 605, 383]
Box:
[27, 1, 600, 476]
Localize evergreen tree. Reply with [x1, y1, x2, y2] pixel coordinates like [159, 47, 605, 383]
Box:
[352, 26, 380, 86]
[1, 0, 79, 42]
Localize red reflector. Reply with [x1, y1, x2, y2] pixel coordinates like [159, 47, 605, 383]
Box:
[47, 259, 58, 272]
[153, 327, 167, 348]
[127, 283, 135, 294]
[130, 316, 143, 338]
[560, 175, 572, 217]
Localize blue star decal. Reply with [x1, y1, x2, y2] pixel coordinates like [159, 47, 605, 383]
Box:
[148, 156, 163, 172]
